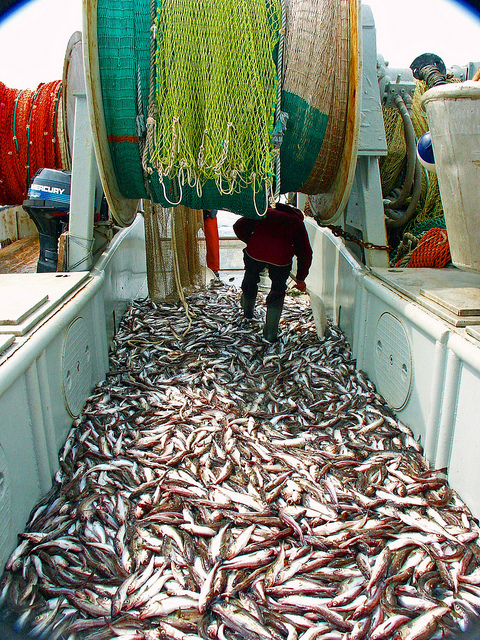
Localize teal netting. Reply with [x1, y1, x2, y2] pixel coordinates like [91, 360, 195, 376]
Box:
[96, 0, 330, 218]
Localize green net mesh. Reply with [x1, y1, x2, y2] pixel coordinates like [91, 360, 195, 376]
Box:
[97, 0, 151, 200]
[96, 0, 342, 219]
[145, 0, 280, 204]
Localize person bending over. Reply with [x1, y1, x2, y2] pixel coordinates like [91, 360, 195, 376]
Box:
[233, 202, 313, 342]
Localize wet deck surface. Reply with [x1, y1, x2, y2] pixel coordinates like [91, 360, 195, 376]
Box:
[0, 237, 38, 274]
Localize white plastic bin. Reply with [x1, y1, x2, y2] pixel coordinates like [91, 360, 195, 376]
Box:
[422, 82, 480, 272]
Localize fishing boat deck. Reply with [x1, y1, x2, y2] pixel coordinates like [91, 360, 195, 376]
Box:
[0, 236, 38, 274]
[1, 280, 478, 639]
[372, 265, 480, 336]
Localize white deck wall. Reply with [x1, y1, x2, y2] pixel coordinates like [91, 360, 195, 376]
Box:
[305, 218, 480, 520]
[0, 216, 147, 569]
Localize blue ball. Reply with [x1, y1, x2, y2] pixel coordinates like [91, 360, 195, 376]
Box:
[417, 131, 436, 172]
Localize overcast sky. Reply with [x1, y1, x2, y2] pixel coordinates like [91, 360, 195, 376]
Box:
[0, 0, 479, 90]
[368, 0, 480, 69]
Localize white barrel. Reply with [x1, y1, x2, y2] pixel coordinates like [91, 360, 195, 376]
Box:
[422, 81, 480, 272]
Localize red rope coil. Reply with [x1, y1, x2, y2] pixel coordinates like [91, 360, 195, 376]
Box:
[0, 80, 67, 206]
[13, 89, 35, 200]
[408, 227, 451, 269]
[53, 83, 63, 168]
[0, 85, 19, 204]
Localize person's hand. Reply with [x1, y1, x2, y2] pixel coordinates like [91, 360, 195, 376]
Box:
[294, 280, 307, 293]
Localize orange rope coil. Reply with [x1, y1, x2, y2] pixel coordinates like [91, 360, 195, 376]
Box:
[0, 80, 67, 206]
[407, 227, 451, 268]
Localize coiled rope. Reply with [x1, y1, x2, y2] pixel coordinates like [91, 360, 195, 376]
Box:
[406, 227, 451, 269]
[393, 219, 451, 269]
[0, 80, 67, 206]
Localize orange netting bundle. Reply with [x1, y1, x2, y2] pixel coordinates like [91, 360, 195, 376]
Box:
[406, 226, 451, 268]
[0, 80, 66, 206]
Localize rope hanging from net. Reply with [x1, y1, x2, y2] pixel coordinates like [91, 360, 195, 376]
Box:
[272, 0, 287, 205]
[143, 0, 281, 211]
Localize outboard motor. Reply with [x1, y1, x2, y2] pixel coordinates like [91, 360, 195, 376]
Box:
[22, 168, 71, 272]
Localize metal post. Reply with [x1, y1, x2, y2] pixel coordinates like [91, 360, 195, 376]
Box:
[66, 92, 97, 271]
[296, 193, 307, 212]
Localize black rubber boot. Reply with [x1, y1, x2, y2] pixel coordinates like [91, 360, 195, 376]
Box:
[241, 294, 256, 319]
[263, 307, 282, 342]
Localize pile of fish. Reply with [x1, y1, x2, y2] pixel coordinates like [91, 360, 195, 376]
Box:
[1, 282, 480, 640]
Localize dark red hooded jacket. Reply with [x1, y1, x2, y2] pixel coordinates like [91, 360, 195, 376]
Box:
[233, 203, 313, 281]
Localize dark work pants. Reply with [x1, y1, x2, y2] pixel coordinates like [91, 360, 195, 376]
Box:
[241, 250, 291, 310]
